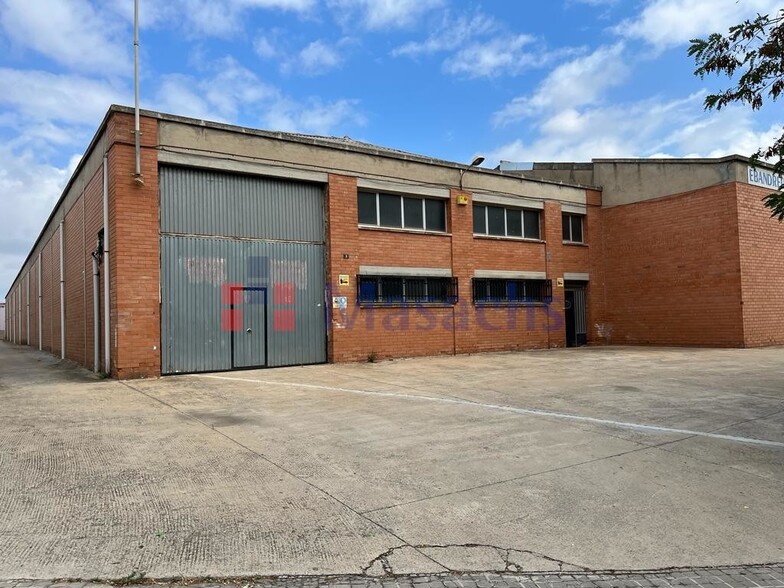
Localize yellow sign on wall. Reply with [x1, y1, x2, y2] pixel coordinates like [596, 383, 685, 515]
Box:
[338, 274, 350, 286]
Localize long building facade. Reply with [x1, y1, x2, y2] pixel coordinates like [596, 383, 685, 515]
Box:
[3, 106, 783, 378]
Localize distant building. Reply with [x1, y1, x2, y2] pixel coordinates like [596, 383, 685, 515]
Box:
[4, 106, 783, 378]
[0, 302, 5, 339]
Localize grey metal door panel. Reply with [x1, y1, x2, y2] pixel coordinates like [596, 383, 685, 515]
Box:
[161, 235, 232, 374]
[233, 289, 267, 368]
[160, 166, 327, 374]
[161, 235, 326, 374]
[160, 166, 325, 242]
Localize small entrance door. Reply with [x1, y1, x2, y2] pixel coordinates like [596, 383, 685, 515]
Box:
[233, 288, 267, 369]
[564, 284, 587, 348]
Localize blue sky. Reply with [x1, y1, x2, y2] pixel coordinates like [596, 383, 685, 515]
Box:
[1, 0, 782, 295]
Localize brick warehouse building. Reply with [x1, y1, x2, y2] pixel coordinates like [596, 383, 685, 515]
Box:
[3, 105, 783, 378]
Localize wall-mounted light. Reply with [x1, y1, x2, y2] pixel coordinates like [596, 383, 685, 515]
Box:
[459, 155, 485, 190]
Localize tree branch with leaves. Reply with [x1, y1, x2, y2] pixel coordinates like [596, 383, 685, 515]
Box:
[689, 8, 784, 220]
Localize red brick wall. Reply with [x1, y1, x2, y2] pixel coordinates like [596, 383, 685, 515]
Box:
[737, 182, 784, 346]
[51, 225, 62, 357]
[583, 189, 606, 344]
[5, 160, 109, 370]
[106, 112, 160, 378]
[4, 111, 159, 378]
[326, 177, 596, 362]
[41, 238, 53, 352]
[64, 194, 86, 365]
[83, 165, 105, 369]
[599, 184, 744, 346]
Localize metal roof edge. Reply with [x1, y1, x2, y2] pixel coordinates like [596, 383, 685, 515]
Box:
[589, 154, 777, 170]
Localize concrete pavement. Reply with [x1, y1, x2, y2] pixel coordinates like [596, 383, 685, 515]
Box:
[0, 342, 782, 580]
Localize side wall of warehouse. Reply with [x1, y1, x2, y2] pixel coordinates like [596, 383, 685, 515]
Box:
[600, 183, 745, 346]
[4, 111, 160, 378]
[737, 182, 784, 346]
[5, 128, 109, 366]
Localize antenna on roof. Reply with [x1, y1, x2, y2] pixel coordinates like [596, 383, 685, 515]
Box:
[133, 0, 144, 185]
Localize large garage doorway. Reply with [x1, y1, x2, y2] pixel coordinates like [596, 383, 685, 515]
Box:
[160, 166, 326, 374]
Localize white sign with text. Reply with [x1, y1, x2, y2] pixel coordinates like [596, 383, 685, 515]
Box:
[748, 166, 784, 190]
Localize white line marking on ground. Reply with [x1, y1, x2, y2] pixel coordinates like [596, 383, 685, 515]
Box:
[196, 374, 784, 449]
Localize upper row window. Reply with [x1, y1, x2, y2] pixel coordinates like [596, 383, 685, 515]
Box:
[562, 213, 584, 243]
[473, 204, 541, 240]
[358, 191, 447, 232]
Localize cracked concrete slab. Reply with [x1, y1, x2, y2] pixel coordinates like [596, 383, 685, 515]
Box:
[364, 546, 448, 576]
[366, 445, 784, 569]
[1, 342, 783, 579]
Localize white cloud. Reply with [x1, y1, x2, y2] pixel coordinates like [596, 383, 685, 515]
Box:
[618, 0, 782, 49]
[443, 34, 548, 78]
[0, 0, 129, 73]
[296, 40, 342, 75]
[328, 0, 444, 30]
[153, 56, 363, 134]
[0, 147, 79, 294]
[154, 58, 276, 122]
[236, 0, 314, 8]
[0, 68, 128, 127]
[489, 93, 701, 162]
[392, 13, 498, 57]
[254, 36, 279, 59]
[392, 10, 575, 78]
[258, 35, 348, 76]
[263, 98, 365, 135]
[108, 0, 316, 37]
[488, 89, 783, 166]
[493, 43, 628, 125]
[661, 109, 784, 159]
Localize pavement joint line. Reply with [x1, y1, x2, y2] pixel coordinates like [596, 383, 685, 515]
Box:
[194, 375, 784, 449]
[357, 435, 696, 515]
[117, 382, 446, 576]
[647, 443, 780, 484]
[702, 405, 784, 437]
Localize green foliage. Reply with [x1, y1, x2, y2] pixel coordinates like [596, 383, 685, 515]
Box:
[689, 9, 784, 220]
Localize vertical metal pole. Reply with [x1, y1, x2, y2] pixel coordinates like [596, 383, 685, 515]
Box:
[59, 221, 65, 359]
[26, 271, 30, 346]
[103, 157, 111, 374]
[133, 0, 141, 180]
[93, 256, 100, 372]
[38, 253, 42, 350]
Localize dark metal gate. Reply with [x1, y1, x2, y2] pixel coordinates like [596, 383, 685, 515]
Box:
[565, 283, 587, 347]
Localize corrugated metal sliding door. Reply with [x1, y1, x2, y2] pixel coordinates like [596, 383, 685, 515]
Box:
[160, 166, 326, 374]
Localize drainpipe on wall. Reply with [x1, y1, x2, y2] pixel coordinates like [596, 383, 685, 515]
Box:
[37, 253, 42, 350]
[26, 271, 30, 346]
[92, 254, 100, 373]
[102, 157, 111, 374]
[59, 221, 65, 359]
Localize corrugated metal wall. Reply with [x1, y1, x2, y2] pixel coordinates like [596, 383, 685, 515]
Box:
[160, 166, 324, 241]
[160, 166, 326, 374]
